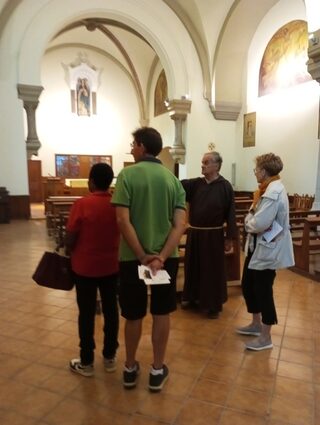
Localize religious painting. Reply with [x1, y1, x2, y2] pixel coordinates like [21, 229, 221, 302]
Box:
[259, 20, 312, 96]
[243, 112, 256, 148]
[154, 70, 168, 116]
[76, 78, 91, 116]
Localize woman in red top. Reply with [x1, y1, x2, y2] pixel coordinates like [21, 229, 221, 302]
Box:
[66, 163, 120, 376]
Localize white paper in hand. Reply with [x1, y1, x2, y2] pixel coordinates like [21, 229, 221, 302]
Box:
[138, 265, 171, 285]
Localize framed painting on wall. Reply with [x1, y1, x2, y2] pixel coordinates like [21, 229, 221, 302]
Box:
[243, 112, 256, 148]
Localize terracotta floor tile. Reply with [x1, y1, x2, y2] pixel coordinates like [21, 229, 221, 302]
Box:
[0, 409, 38, 425]
[241, 354, 278, 375]
[277, 360, 313, 382]
[14, 386, 63, 419]
[201, 362, 239, 383]
[273, 376, 314, 403]
[279, 347, 313, 367]
[129, 415, 171, 425]
[0, 354, 31, 378]
[234, 368, 274, 393]
[270, 395, 313, 425]
[137, 393, 183, 423]
[219, 409, 267, 425]
[175, 399, 222, 425]
[226, 386, 270, 415]
[191, 378, 231, 405]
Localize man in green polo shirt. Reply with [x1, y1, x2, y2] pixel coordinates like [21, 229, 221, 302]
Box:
[112, 127, 186, 392]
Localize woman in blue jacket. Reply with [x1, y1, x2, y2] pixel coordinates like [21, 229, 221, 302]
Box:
[237, 153, 294, 351]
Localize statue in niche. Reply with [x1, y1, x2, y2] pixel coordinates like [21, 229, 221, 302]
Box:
[77, 78, 91, 116]
[154, 70, 168, 117]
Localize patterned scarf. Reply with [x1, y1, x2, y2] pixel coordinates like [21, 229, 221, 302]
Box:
[251, 175, 280, 211]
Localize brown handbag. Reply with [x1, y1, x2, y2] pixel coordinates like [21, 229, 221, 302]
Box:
[32, 251, 74, 291]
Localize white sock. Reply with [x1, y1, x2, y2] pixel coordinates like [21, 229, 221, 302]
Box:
[150, 365, 163, 376]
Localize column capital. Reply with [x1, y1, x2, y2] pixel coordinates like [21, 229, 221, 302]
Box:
[166, 98, 192, 120]
[166, 99, 191, 165]
[17, 84, 43, 157]
[17, 84, 44, 102]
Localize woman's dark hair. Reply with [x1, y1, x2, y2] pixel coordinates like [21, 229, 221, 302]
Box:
[89, 163, 114, 190]
[255, 153, 283, 176]
[132, 127, 162, 156]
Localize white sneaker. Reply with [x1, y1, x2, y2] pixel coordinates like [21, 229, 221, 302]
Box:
[69, 359, 94, 377]
[104, 357, 117, 373]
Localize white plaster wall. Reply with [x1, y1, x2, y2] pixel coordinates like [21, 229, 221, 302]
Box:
[0, 82, 29, 195]
[236, 0, 319, 195]
[37, 47, 140, 177]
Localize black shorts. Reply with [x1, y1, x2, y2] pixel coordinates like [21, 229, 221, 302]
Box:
[119, 258, 178, 320]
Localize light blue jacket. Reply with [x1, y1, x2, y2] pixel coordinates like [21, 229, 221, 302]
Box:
[244, 180, 294, 270]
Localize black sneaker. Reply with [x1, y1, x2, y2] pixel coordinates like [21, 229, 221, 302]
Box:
[123, 362, 140, 389]
[148, 364, 169, 392]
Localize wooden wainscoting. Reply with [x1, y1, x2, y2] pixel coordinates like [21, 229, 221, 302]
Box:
[9, 195, 30, 219]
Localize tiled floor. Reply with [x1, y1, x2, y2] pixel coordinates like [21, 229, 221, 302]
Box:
[0, 219, 320, 425]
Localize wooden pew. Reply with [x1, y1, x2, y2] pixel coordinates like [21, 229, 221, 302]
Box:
[292, 217, 320, 272]
[46, 198, 79, 236]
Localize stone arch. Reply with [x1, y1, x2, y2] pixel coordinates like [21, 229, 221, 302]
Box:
[15, 0, 189, 100]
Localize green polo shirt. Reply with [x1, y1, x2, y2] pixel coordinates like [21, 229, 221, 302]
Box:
[111, 157, 186, 261]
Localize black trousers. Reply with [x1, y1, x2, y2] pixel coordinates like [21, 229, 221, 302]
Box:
[241, 251, 277, 325]
[74, 272, 119, 365]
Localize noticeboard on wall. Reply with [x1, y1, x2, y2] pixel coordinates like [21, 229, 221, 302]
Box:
[55, 154, 112, 178]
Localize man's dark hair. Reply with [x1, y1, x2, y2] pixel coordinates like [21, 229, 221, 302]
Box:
[132, 127, 163, 156]
[89, 163, 114, 190]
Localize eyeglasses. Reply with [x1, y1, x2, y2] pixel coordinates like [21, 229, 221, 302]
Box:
[130, 142, 135, 148]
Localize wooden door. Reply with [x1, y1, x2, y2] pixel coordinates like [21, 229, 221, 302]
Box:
[28, 160, 43, 202]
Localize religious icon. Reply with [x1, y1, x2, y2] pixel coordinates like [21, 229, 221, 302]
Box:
[243, 112, 256, 147]
[76, 78, 91, 116]
[154, 70, 168, 117]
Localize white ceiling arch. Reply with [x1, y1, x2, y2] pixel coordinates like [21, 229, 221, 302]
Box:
[14, 0, 191, 100]
[213, 0, 280, 110]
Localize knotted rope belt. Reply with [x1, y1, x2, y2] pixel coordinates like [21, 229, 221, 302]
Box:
[189, 225, 223, 230]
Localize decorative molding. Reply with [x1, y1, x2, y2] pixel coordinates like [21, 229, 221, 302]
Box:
[17, 84, 43, 158]
[210, 101, 242, 121]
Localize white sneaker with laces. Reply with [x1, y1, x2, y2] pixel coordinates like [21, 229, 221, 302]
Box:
[104, 357, 117, 373]
[69, 358, 94, 377]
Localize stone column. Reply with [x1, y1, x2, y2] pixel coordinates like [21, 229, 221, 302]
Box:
[307, 29, 320, 208]
[17, 84, 44, 159]
[166, 98, 192, 164]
